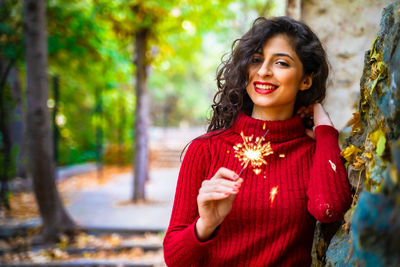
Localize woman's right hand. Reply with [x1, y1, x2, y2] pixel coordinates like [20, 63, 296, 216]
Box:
[195, 167, 243, 241]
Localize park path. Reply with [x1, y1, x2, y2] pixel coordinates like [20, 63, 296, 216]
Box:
[65, 168, 179, 230]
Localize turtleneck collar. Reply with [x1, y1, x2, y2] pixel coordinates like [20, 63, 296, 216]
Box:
[231, 111, 306, 142]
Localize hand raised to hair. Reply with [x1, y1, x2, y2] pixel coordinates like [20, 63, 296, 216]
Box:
[196, 167, 243, 241]
[296, 103, 334, 139]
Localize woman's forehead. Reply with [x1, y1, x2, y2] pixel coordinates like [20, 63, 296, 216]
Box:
[256, 35, 297, 57]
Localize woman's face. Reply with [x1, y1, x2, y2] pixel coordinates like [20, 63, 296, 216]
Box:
[246, 34, 312, 120]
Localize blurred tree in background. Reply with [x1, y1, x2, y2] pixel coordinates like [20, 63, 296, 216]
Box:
[0, 0, 25, 211]
[23, 0, 75, 243]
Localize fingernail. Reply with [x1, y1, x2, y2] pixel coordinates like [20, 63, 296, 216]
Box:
[233, 174, 239, 179]
[225, 192, 230, 196]
[232, 188, 239, 192]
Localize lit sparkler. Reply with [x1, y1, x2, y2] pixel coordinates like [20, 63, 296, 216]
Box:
[233, 129, 273, 176]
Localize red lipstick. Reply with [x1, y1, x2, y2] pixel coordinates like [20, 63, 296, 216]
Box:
[253, 81, 279, 95]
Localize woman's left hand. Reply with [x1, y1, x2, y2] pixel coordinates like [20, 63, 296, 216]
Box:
[296, 103, 333, 139]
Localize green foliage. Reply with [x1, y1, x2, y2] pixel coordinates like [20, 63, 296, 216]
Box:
[45, 0, 135, 165]
[0, 1, 24, 63]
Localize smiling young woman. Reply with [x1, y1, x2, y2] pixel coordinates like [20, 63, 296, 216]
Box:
[246, 34, 313, 121]
[163, 16, 352, 266]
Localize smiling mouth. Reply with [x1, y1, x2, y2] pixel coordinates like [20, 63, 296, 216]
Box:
[253, 82, 279, 94]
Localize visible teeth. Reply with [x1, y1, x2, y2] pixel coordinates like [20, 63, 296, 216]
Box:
[256, 84, 277, 90]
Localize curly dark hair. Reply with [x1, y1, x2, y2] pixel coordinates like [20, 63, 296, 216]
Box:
[207, 16, 329, 133]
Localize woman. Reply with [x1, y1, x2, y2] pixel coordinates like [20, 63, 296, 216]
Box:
[163, 16, 352, 266]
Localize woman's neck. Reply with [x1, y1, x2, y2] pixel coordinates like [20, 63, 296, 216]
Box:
[251, 105, 294, 121]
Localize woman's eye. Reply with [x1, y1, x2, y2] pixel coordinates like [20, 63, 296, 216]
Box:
[276, 61, 289, 67]
[251, 57, 262, 63]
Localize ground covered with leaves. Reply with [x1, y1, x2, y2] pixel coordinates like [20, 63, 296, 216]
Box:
[0, 166, 166, 266]
[0, 231, 164, 266]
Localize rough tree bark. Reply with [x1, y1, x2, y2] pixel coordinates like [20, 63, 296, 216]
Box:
[320, 2, 400, 266]
[132, 28, 149, 202]
[23, 0, 75, 243]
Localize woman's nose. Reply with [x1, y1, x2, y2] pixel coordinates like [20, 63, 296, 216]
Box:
[257, 61, 272, 77]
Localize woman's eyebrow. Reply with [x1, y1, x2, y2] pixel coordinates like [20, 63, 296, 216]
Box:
[273, 53, 294, 61]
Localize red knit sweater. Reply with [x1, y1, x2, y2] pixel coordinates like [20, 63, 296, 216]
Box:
[163, 112, 352, 266]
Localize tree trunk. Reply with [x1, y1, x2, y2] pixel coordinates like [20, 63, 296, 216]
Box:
[8, 67, 27, 179]
[0, 58, 12, 210]
[23, 0, 75, 243]
[95, 86, 103, 179]
[52, 75, 59, 165]
[132, 28, 149, 201]
[323, 2, 400, 265]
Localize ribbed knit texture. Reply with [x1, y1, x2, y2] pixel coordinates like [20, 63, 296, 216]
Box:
[163, 112, 352, 266]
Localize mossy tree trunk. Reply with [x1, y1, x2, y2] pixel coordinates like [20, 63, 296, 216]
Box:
[316, 1, 400, 266]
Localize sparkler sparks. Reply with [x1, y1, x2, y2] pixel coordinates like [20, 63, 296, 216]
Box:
[270, 186, 279, 205]
[329, 160, 336, 172]
[233, 129, 273, 176]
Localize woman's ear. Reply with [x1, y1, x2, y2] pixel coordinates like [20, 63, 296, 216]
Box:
[299, 73, 313, 91]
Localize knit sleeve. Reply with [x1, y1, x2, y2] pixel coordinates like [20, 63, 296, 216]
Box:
[306, 125, 352, 223]
[163, 137, 217, 266]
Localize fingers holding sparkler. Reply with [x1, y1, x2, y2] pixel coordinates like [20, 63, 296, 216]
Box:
[198, 167, 243, 201]
[199, 179, 242, 198]
[215, 167, 242, 181]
